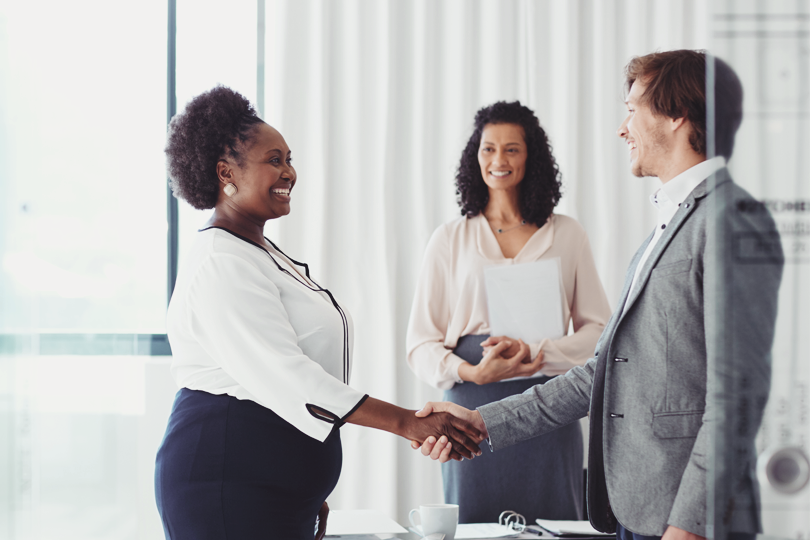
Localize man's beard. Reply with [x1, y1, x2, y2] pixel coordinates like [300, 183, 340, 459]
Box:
[631, 124, 669, 178]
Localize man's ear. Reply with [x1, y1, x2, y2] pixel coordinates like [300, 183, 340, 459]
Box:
[670, 116, 688, 132]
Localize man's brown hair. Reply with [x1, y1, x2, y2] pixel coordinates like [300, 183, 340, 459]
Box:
[624, 49, 743, 160]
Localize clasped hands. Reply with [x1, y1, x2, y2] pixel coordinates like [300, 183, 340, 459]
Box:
[459, 335, 544, 385]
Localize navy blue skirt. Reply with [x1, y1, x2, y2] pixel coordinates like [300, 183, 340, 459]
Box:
[155, 388, 342, 539]
[443, 335, 583, 523]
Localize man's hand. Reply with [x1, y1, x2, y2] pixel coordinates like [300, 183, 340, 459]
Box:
[459, 338, 543, 384]
[661, 525, 705, 540]
[409, 402, 488, 463]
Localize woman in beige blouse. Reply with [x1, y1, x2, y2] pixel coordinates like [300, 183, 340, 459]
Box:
[406, 101, 611, 523]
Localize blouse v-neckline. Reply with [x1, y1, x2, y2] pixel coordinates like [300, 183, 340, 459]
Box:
[202, 226, 319, 289]
[475, 213, 555, 262]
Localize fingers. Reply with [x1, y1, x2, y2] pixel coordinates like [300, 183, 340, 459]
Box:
[449, 414, 485, 441]
[420, 436, 437, 456]
[415, 401, 454, 418]
[419, 429, 478, 460]
[480, 335, 507, 347]
[414, 403, 435, 418]
[429, 436, 452, 460]
[420, 436, 454, 462]
[518, 347, 545, 377]
[503, 339, 528, 362]
[447, 426, 482, 459]
[439, 441, 454, 462]
[415, 401, 440, 418]
[482, 340, 511, 360]
[419, 436, 463, 463]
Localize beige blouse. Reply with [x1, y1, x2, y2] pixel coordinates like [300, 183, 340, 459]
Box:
[406, 213, 611, 390]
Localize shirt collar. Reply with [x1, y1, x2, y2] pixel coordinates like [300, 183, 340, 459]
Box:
[653, 156, 726, 209]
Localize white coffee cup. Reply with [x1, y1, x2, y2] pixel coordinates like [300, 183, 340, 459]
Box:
[409, 504, 459, 540]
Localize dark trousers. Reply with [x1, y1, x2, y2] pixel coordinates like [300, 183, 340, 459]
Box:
[155, 388, 342, 540]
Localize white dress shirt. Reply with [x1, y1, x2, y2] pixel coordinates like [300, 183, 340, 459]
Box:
[622, 156, 726, 315]
[166, 227, 367, 442]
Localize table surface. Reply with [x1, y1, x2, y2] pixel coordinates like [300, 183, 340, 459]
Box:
[380, 532, 615, 540]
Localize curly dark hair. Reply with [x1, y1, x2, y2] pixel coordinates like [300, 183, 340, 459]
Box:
[165, 85, 264, 210]
[455, 101, 562, 225]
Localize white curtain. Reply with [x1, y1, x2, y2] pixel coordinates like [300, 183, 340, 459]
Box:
[257, 0, 709, 523]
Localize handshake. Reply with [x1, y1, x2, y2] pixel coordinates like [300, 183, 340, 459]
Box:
[406, 402, 489, 463]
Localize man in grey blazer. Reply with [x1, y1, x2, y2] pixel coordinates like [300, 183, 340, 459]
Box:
[413, 50, 783, 540]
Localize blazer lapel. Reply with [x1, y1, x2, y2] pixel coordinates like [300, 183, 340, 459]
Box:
[595, 234, 651, 353]
[618, 170, 730, 318]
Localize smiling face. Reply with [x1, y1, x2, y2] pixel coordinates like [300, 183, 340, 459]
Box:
[478, 123, 527, 193]
[617, 80, 670, 178]
[218, 122, 296, 221]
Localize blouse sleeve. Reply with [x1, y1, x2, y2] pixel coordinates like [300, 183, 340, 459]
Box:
[406, 227, 466, 390]
[186, 252, 368, 442]
[534, 230, 612, 376]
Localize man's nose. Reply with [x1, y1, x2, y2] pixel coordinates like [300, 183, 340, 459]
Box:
[617, 117, 628, 138]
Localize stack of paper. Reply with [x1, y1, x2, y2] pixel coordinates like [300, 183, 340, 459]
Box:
[411, 523, 519, 539]
[455, 523, 521, 538]
[535, 519, 614, 537]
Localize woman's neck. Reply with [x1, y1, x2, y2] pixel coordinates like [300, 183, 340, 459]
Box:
[483, 188, 522, 223]
[205, 206, 267, 246]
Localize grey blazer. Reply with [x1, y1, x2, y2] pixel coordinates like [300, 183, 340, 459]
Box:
[478, 170, 783, 537]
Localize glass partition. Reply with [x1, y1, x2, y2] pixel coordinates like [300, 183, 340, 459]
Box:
[708, 1, 810, 538]
[0, 1, 173, 538]
[0, 2, 168, 334]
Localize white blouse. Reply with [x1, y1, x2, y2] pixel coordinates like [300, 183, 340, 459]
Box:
[167, 227, 367, 442]
[406, 213, 612, 390]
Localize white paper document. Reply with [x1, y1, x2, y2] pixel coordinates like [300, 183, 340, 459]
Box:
[535, 519, 614, 536]
[455, 522, 521, 538]
[483, 259, 565, 375]
[325, 509, 408, 537]
[411, 523, 519, 539]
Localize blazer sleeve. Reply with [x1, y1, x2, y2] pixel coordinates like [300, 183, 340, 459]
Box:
[535, 230, 612, 375]
[667, 193, 783, 535]
[406, 226, 467, 390]
[186, 252, 368, 443]
[478, 357, 595, 450]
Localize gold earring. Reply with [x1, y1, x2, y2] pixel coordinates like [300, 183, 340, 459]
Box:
[223, 183, 237, 197]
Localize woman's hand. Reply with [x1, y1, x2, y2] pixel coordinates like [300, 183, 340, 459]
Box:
[481, 335, 533, 363]
[459, 338, 544, 384]
[315, 501, 329, 540]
